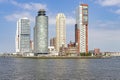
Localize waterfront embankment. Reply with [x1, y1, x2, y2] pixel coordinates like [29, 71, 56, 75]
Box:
[9, 56, 111, 59]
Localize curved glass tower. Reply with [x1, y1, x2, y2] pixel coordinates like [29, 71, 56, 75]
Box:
[34, 9, 48, 54]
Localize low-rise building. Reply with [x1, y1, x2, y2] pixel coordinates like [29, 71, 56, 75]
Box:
[59, 41, 79, 56]
[94, 48, 100, 55]
[48, 46, 59, 56]
[105, 52, 120, 56]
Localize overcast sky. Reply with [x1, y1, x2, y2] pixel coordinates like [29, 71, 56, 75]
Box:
[0, 0, 120, 53]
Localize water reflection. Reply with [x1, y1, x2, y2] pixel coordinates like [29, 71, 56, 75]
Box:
[0, 57, 120, 80]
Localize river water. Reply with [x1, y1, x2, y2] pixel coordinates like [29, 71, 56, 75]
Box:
[0, 57, 120, 80]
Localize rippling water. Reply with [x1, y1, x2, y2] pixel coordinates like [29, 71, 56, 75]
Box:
[0, 57, 120, 80]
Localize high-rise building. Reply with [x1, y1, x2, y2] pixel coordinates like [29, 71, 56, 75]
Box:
[76, 4, 88, 53]
[34, 9, 48, 54]
[15, 17, 30, 53]
[56, 13, 66, 52]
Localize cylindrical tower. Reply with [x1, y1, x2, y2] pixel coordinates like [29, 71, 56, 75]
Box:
[34, 9, 48, 54]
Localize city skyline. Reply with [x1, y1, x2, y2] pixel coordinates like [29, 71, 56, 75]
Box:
[1, 0, 120, 52]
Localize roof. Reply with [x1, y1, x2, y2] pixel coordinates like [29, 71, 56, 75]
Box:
[80, 4, 88, 6]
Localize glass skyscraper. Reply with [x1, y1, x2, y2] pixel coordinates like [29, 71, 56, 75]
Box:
[15, 17, 30, 53]
[34, 9, 48, 54]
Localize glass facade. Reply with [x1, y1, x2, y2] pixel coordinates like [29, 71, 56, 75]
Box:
[34, 10, 48, 54]
[21, 20, 30, 34]
[20, 34, 30, 52]
[16, 18, 30, 53]
[82, 6, 88, 24]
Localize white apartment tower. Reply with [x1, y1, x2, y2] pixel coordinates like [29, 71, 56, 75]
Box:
[76, 4, 88, 53]
[15, 17, 30, 53]
[56, 13, 66, 52]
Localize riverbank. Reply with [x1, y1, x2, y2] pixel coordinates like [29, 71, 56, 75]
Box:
[9, 56, 111, 59]
[0, 55, 119, 80]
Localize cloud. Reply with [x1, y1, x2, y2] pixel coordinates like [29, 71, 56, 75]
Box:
[5, 1, 75, 26]
[66, 17, 75, 25]
[5, 0, 76, 27]
[4, 0, 49, 24]
[89, 28, 120, 52]
[4, 1, 48, 23]
[93, 0, 120, 15]
[5, 12, 75, 27]
[5, 12, 34, 22]
[11, 0, 47, 11]
[89, 20, 120, 51]
[0, 0, 8, 3]
[95, 0, 120, 7]
[115, 9, 120, 14]
[0, 0, 4, 2]
[49, 15, 75, 26]
[48, 15, 56, 25]
[90, 20, 120, 30]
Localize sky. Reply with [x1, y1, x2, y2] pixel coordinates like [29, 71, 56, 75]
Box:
[0, 0, 120, 53]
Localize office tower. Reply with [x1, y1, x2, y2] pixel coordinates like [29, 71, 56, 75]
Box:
[15, 17, 30, 53]
[76, 4, 88, 53]
[56, 13, 66, 52]
[34, 9, 48, 54]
